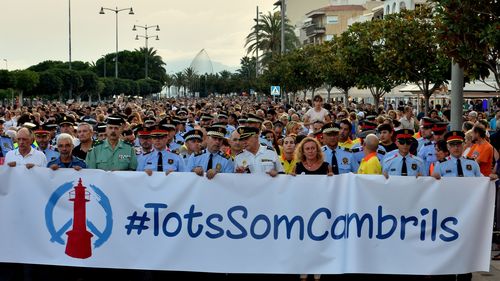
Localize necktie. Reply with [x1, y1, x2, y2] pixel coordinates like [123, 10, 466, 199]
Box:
[331, 150, 339, 175]
[207, 153, 213, 171]
[401, 157, 407, 176]
[157, 151, 163, 172]
[457, 158, 464, 177]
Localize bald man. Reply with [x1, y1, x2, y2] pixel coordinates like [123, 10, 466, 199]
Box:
[358, 134, 382, 174]
[5, 128, 47, 169]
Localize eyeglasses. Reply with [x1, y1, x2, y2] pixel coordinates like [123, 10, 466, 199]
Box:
[397, 139, 412, 145]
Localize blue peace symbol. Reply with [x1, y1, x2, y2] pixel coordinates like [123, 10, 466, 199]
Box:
[44, 180, 113, 249]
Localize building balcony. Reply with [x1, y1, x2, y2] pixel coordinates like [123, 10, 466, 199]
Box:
[305, 24, 326, 37]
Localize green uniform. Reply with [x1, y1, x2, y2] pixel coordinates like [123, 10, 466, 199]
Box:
[85, 139, 138, 171]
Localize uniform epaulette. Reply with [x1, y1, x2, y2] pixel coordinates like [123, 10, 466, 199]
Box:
[383, 153, 398, 163]
[218, 151, 230, 159]
[176, 140, 183, 145]
[143, 150, 153, 156]
[236, 150, 245, 156]
[438, 159, 447, 163]
[351, 148, 361, 153]
[172, 149, 180, 155]
[377, 149, 386, 155]
[266, 146, 275, 151]
[424, 142, 433, 146]
[91, 140, 104, 148]
[194, 149, 206, 157]
[341, 147, 352, 153]
[465, 157, 475, 161]
[322, 146, 327, 152]
[122, 141, 133, 146]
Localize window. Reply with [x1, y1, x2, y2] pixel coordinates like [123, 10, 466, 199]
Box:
[400, 2, 407, 10]
[325, 35, 334, 41]
[326, 16, 339, 24]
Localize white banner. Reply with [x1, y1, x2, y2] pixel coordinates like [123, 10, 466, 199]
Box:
[0, 166, 495, 275]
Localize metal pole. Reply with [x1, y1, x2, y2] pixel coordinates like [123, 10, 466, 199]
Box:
[256, 6, 259, 79]
[281, 0, 285, 55]
[450, 61, 464, 131]
[68, 0, 73, 99]
[145, 25, 148, 79]
[115, 8, 119, 78]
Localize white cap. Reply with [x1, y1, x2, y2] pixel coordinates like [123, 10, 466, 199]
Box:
[357, 111, 365, 118]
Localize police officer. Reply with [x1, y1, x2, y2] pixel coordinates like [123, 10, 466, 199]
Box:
[135, 125, 154, 168]
[179, 129, 203, 166]
[34, 124, 60, 162]
[85, 116, 137, 171]
[416, 117, 435, 151]
[418, 121, 448, 176]
[321, 122, 359, 174]
[383, 129, 425, 177]
[432, 131, 482, 178]
[187, 125, 234, 179]
[234, 126, 284, 176]
[217, 110, 235, 138]
[96, 123, 107, 141]
[137, 123, 186, 175]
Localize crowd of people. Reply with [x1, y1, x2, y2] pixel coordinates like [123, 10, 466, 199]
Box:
[1, 94, 499, 280]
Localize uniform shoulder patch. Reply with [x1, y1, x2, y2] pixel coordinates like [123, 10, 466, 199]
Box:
[218, 151, 230, 159]
[341, 147, 352, 153]
[93, 140, 104, 147]
[122, 141, 133, 146]
[194, 149, 206, 157]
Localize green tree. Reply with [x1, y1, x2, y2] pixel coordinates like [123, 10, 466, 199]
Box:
[36, 71, 63, 99]
[11, 70, 39, 105]
[78, 71, 99, 102]
[135, 47, 167, 82]
[245, 11, 300, 68]
[381, 7, 451, 114]
[340, 21, 399, 110]
[0, 70, 15, 89]
[173, 72, 186, 97]
[431, 0, 499, 90]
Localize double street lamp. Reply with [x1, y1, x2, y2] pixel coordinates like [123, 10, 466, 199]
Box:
[99, 6, 135, 78]
[133, 24, 160, 79]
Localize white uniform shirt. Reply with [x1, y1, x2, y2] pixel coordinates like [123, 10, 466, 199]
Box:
[234, 145, 284, 174]
[5, 147, 47, 167]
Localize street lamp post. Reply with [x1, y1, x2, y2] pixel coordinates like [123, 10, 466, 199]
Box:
[133, 24, 160, 79]
[273, 0, 286, 54]
[99, 6, 135, 78]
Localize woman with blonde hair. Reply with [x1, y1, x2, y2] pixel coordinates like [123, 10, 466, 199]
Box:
[293, 137, 332, 176]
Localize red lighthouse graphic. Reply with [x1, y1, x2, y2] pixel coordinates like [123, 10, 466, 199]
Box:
[65, 178, 93, 259]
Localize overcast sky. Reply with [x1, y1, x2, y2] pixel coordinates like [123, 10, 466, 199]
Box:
[1, 0, 273, 73]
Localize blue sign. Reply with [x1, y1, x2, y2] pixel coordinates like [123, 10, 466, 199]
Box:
[271, 86, 280, 96]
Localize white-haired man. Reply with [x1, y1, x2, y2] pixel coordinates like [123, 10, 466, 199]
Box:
[48, 133, 87, 170]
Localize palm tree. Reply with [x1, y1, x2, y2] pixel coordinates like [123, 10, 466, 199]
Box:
[173, 72, 185, 97]
[183, 67, 198, 96]
[245, 11, 300, 69]
[134, 47, 166, 81]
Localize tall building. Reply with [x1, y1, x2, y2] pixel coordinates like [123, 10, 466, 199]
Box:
[302, 5, 366, 45]
[382, 0, 427, 15]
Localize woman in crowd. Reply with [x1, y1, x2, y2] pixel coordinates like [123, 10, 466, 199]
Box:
[280, 135, 297, 174]
[292, 137, 332, 176]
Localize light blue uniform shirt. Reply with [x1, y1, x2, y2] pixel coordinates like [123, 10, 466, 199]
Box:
[38, 146, 60, 163]
[382, 151, 424, 176]
[137, 149, 186, 172]
[187, 149, 234, 173]
[417, 141, 436, 176]
[351, 143, 386, 164]
[322, 145, 359, 174]
[434, 156, 482, 177]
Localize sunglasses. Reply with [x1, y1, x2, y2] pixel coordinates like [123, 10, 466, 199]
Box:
[397, 139, 412, 145]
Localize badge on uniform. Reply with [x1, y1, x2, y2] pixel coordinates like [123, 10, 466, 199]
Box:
[342, 158, 348, 164]
[466, 164, 472, 171]
[242, 160, 247, 167]
[168, 159, 174, 164]
[216, 163, 222, 172]
[411, 163, 417, 170]
[3, 142, 11, 149]
[118, 154, 131, 160]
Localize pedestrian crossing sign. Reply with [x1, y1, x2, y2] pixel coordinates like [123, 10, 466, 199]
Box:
[271, 86, 280, 96]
